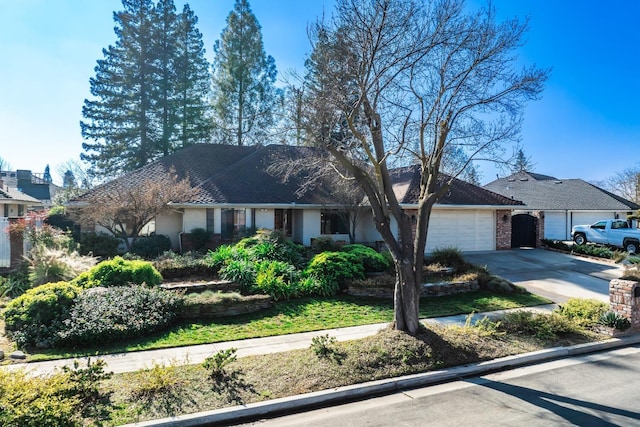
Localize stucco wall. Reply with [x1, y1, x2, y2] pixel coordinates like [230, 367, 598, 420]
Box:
[254, 209, 274, 229]
[156, 212, 183, 250]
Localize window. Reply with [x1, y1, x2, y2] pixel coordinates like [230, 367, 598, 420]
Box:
[17, 205, 24, 217]
[592, 221, 606, 230]
[321, 210, 349, 235]
[612, 220, 629, 230]
[275, 209, 292, 237]
[206, 208, 215, 233]
[221, 208, 246, 239]
[3, 205, 7, 218]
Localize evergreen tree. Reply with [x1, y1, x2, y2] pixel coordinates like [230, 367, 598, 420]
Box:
[211, 0, 281, 146]
[62, 170, 76, 188]
[511, 148, 536, 173]
[81, 0, 159, 176]
[173, 4, 213, 148]
[154, 0, 179, 157]
[81, 0, 212, 176]
[43, 165, 52, 183]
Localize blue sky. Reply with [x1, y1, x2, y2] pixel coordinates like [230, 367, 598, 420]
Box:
[0, 0, 638, 185]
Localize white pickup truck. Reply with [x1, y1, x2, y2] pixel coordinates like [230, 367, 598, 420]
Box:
[571, 219, 640, 253]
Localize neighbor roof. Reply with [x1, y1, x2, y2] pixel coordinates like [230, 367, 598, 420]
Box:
[75, 144, 525, 208]
[484, 171, 640, 211]
[0, 185, 41, 205]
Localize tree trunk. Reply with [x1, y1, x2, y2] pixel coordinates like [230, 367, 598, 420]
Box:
[393, 260, 421, 334]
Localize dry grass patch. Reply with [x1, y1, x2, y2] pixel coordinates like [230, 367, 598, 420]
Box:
[103, 321, 597, 425]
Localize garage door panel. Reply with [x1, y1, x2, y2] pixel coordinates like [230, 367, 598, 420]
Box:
[426, 210, 494, 252]
[572, 212, 615, 229]
[545, 212, 567, 240]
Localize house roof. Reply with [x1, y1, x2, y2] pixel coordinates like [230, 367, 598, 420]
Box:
[0, 185, 41, 205]
[390, 165, 524, 207]
[75, 144, 524, 208]
[483, 171, 640, 211]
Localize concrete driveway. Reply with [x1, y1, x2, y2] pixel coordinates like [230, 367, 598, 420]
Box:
[464, 248, 624, 304]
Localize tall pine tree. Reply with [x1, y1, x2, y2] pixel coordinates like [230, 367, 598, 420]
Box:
[173, 4, 213, 148]
[81, 0, 212, 176]
[211, 0, 281, 146]
[81, 0, 159, 176]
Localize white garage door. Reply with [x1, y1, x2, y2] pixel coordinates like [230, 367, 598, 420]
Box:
[571, 212, 615, 229]
[545, 212, 567, 240]
[426, 210, 495, 253]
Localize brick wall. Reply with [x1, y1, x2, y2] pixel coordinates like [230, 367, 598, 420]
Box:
[609, 279, 640, 330]
[533, 211, 545, 247]
[496, 210, 512, 250]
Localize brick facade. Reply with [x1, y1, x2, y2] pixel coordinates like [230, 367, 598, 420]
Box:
[609, 279, 640, 331]
[533, 211, 545, 247]
[495, 210, 512, 250]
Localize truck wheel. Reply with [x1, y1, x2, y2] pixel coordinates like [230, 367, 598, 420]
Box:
[573, 233, 586, 246]
[625, 241, 638, 254]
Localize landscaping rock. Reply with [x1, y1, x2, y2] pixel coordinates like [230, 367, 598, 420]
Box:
[0, 350, 4, 360]
[10, 350, 26, 360]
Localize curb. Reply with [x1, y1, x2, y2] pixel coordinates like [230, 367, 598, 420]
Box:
[122, 333, 640, 426]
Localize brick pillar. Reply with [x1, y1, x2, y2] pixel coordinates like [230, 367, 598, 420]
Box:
[496, 210, 512, 250]
[609, 279, 640, 331]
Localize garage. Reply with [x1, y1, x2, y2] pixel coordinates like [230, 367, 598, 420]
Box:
[545, 212, 568, 240]
[571, 212, 615, 229]
[426, 209, 495, 252]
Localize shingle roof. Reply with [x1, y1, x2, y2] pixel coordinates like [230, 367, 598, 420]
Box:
[0, 186, 41, 204]
[390, 165, 524, 206]
[483, 171, 640, 211]
[75, 144, 524, 208]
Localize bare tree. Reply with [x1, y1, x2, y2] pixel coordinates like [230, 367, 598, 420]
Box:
[0, 156, 11, 172]
[72, 169, 196, 250]
[303, 0, 548, 333]
[603, 165, 640, 204]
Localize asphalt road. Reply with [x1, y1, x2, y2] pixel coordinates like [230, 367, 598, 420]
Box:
[241, 345, 640, 427]
[464, 248, 623, 303]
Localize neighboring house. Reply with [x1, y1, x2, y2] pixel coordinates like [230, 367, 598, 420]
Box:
[484, 171, 640, 245]
[0, 178, 40, 269]
[71, 144, 523, 253]
[0, 169, 60, 210]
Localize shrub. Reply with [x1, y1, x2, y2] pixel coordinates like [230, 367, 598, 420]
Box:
[297, 275, 337, 297]
[237, 230, 307, 268]
[428, 247, 467, 270]
[598, 311, 631, 330]
[541, 239, 572, 252]
[58, 285, 181, 347]
[79, 232, 120, 258]
[207, 245, 249, 272]
[130, 235, 172, 259]
[203, 348, 238, 381]
[342, 244, 391, 273]
[304, 251, 364, 292]
[310, 236, 339, 253]
[571, 244, 617, 259]
[310, 334, 339, 359]
[219, 259, 256, 292]
[152, 251, 217, 280]
[500, 310, 578, 340]
[27, 245, 97, 287]
[0, 368, 83, 426]
[0, 275, 29, 298]
[189, 227, 211, 252]
[3, 281, 81, 348]
[555, 298, 608, 327]
[254, 260, 300, 300]
[129, 360, 193, 418]
[72, 256, 162, 289]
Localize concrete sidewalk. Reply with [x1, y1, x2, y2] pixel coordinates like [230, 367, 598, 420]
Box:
[3, 304, 558, 376]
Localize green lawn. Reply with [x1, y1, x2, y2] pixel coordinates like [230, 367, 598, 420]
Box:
[29, 291, 550, 361]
